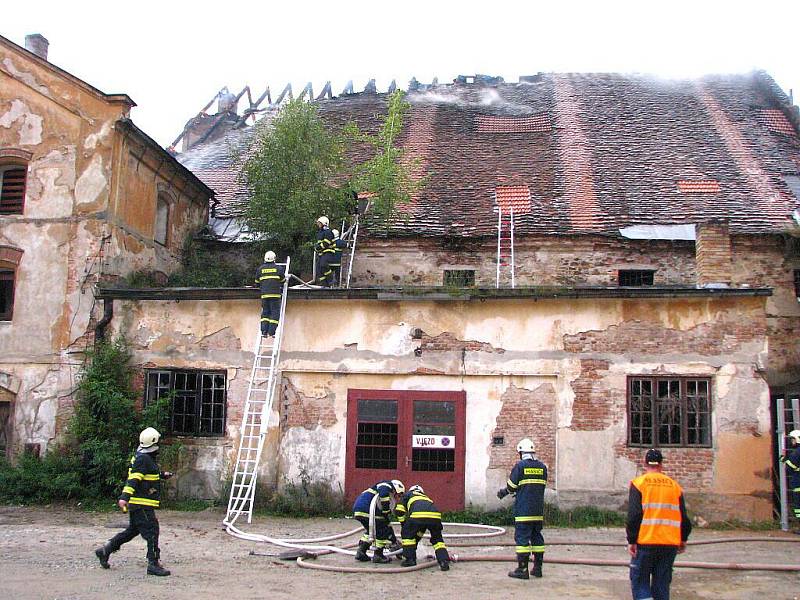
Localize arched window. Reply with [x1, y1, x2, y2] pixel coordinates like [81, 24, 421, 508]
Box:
[155, 193, 170, 246]
[0, 149, 31, 215]
[0, 246, 23, 321]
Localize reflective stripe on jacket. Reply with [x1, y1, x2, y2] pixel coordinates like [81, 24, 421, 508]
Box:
[782, 446, 800, 489]
[629, 472, 683, 546]
[506, 457, 547, 521]
[395, 491, 441, 523]
[120, 451, 161, 508]
[315, 227, 335, 254]
[352, 480, 394, 518]
[255, 262, 286, 299]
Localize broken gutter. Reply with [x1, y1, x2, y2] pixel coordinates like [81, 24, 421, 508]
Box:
[95, 285, 772, 302]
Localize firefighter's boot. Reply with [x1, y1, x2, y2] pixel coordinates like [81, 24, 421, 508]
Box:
[94, 544, 112, 569]
[508, 559, 530, 580]
[354, 540, 371, 562]
[372, 548, 391, 564]
[147, 560, 171, 576]
[531, 553, 543, 578]
[400, 556, 417, 567]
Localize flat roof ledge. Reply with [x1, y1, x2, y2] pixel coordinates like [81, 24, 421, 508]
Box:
[96, 285, 772, 302]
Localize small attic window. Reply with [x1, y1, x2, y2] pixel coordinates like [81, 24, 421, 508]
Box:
[758, 109, 796, 136]
[476, 114, 552, 133]
[444, 269, 475, 287]
[494, 186, 532, 214]
[677, 180, 720, 193]
[618, 270, 655, 287]
[0, 164, 27, 215]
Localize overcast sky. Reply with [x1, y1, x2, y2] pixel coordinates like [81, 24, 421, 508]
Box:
[4, 1, 799, 148]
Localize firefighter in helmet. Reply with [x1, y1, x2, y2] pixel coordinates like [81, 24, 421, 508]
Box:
[255, 250, 285, 338]
[314, 216, 335, 287]
[352, 479, 405, 563]
[396, 484, 450, 571]
[94, 427, 173, 576]
[497, 437, 547, 579]
[782, 429, 800, 529]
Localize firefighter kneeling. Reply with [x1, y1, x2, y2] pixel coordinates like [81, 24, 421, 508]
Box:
[497, 437, 547, 579]
[396, 485, 450, 571]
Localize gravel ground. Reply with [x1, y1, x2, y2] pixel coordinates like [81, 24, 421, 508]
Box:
[0, 506, 798, 599]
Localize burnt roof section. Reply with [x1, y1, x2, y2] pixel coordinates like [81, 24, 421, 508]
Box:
[177, 71, 800, 236]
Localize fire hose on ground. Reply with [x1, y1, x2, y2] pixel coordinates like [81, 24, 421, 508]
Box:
[224, 516, 800, 575]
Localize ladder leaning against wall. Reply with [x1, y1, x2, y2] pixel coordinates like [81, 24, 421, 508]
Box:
[224, 257, 291, 525]
[496, 207, 516, 288]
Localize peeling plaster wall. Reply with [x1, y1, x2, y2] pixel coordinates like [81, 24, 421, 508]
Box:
[0, 41, 209, 456]
[107, 294, 771, 519]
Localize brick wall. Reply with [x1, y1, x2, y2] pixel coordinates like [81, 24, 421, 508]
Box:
[488, 383, 556, 484]
[419, 331, 504, 354]
[696, 222, 732, 286]
[280, 380, 337, 430]
[615, 443, 714, 489]
[569, 359, 618, 431]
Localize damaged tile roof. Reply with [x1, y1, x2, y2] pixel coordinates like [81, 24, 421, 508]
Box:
[177, 71, 800, 237]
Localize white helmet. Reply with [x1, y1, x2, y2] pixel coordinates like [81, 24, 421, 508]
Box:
[516, 438, 535, 453]
[390, 479, 405, 494]
[789, 430, 800, 442]
[316, 216, 329, 227]
[139, 427, 161, 448]
[408, 484, 424, 495]
[264, 250, 276, 262]
[332, 229, 340, 239]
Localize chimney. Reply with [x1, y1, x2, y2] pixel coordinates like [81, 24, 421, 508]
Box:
[695, 220, 732, 287]
[24, 34, 49, 61]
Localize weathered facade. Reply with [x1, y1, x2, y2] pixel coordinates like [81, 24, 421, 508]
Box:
[147, 71, 800, 521]
[0, 34, 212, 457]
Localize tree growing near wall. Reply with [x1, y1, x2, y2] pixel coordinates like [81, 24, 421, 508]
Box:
[242, 91, 422, 274]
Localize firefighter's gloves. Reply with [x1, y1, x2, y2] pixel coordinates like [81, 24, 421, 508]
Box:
[497, 488, 509, 499]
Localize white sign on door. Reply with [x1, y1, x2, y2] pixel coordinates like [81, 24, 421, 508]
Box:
[412, 435, 456, 449]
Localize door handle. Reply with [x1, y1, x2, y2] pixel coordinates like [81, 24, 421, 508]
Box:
[405, 456, 411, 466]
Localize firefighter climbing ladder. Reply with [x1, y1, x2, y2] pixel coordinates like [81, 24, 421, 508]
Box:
[225, 257, 291, 525]
[496, 207, 516, 288]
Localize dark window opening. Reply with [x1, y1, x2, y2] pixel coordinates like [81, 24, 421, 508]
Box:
[618, 269, 655, 286]
[145, 369, 227, 436]
[443, 269, 475, 287]
[355, 399, 398, 469]
[0, 269, 14, 321]
[794, 269, 800, 298]
[155, 194, 170, 246]
[628, 376, 711, 447]
[0, 165, 27, 214]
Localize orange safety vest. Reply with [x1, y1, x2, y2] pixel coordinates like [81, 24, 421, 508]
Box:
[631, 472, 683, 546]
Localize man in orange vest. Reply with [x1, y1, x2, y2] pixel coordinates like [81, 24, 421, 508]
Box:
[626, 448, 692, 600]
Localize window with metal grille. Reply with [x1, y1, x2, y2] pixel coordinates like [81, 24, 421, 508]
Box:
[412, 400, 455, 472]
[0, 269, 14, 321]
[145, 369, 227, 436]
[628, 376, 711, 447]
[355, 399, 398, 469]
[618, 269, 655, 286]
[443, 269, 475, 287]
[0, 165, 27, 214]
[794, 270, 800, 298]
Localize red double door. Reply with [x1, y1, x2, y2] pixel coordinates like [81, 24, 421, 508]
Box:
[345, 389, 466, 512]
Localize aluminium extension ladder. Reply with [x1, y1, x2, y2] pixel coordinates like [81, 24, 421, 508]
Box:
[495, 207, 516, 288]
[224, 257, 291, 525]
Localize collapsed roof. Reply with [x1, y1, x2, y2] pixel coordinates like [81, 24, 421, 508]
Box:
[176, 71, 800, 238]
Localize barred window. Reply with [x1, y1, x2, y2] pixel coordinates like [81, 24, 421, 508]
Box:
[145, 369, 227, 436]
[628, 376, 711, 447]
[443, 269, 475, 287]
[618, 269, 655, 286]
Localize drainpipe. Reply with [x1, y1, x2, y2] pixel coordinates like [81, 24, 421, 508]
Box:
[95, 298, 114, 342]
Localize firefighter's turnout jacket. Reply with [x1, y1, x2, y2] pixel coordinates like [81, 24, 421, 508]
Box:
[256, 261, 286, 299]
[504, 457, 547, 522]
[626, 472, 691, 546]
[782, 445, 800, 490]
[120, 450, 162, 509]
[330, 238, 346, 267]
[353, 480, 395, 520]
[395, 490, 442, 523]
[315, 227, 335, 257]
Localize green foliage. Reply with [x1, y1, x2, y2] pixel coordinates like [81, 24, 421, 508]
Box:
[247, 472, 348, 518]
[166, 235, 252, 287]
[346, 90, 423, 224]
[123, 270, 164, 288]
[0, 452, 82, 504]
[443, 504, 627, 528]
[0, 337, 180, 505]
[243, 100, 352, 274]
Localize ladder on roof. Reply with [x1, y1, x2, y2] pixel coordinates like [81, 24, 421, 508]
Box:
[224, 257, 291, 525]
[496, 208, 516, 288]
[344, 214, 360, 289]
